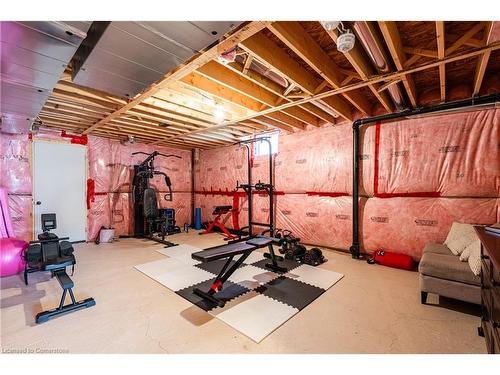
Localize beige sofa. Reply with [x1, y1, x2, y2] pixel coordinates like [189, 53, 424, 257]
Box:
[418, 243, 481, 305]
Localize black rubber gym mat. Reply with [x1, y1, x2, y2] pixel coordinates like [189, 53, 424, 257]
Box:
[250, 258, 302, 273]
[194, 259, 243, 275]
[255, 276, 325, 311]
[176, 278, 250, 311]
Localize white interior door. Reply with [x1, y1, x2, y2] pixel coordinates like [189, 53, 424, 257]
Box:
[33, 141, 87, 242]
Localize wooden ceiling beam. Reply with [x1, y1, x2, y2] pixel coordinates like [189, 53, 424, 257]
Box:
[39, 117, 91, 130]
[473, 21, 494, 95]
[51, 88, 119, 110]
[180, 71, 307, 130]
[238, 121, 269, 131]
[240, 32, 318, 94]
[446, 22, 486, 56]
[252, 117, 294, 133]
[226, 61, 336, 123]
[82, 21, 269, 135]
[133, 101, 217, 129]
[321, 22, 393, 113]
[197, 60, 321, 127]
[240, 33, 353, 121]
[161, 82, 251, 118]
[436, 21, 446, 102]
[43, 101, 110, 120]
[269, 21, 372, 115]
[177, 40, 500, 137]
[103, 122, 222, 147]
[57, 80, 127, 105]
[53, 83, 220, 132]
[240, 31, 354, 120]
[449, 34, 483, 48]
[45, 97, 111, 117]
[243, 54, 253, 74]
[378, 21, 419, 108]
[40, 107, 102, 123]
[403, 47, 438, 58]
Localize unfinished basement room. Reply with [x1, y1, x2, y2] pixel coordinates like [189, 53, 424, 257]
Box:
[1, 0, 499, 372]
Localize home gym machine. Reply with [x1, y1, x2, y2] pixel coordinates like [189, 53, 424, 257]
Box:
[131, 151, 181, 247]
[24, 214, 95, 324]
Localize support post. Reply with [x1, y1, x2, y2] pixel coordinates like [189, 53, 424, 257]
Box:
[191, 149, 196, 227]
[350, 122, 361, 259]
[349, 93, 500, 260]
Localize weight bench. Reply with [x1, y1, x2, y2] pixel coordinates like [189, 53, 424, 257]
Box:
[199, 205, 237, 240]
[191, 236, 287, 307]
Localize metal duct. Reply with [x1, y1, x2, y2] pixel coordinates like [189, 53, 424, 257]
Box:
[352, 21, 407, 110]
[1, 21, 89, 134]
[71, 21, 242, 98]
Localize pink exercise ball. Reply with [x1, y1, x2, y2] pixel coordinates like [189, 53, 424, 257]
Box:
[0, 238, 28, 277]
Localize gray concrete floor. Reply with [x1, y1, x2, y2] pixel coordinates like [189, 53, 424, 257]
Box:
[0, 232, 486, 353]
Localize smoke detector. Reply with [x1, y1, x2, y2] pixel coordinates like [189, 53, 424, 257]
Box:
[337, 29, 356, 53]
[320, 21, 340, 31]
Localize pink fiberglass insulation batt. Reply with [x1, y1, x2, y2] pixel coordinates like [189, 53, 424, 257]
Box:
[0, 131, 192, 242]
[0, 187, 14, 238]
[86, 136, 191, 241]
[2, 107, 499, 255]
[275, 195, 366, 250]
[362, 197, 498, 259]
[375, 109, 499, 197]
[7, 195, 32, 243]
[194, 108, 498, 259]
[0, 133, 32, 194]
[87, 135, 191, 194]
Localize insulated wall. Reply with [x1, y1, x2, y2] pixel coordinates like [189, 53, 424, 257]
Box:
[0, 133, 32, 242]
[86, 135, 191, 240]
[194, 108, 499, 260]
[1, 129, 192, 242]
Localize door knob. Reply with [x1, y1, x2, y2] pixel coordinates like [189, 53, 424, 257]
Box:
[35, 201, 41, 205]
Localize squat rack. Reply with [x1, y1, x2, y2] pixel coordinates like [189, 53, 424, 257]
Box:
[236, 137, 275, 239]
[350, 93, 500, 259]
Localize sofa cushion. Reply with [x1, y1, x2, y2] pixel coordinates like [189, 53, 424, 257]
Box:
[444, 222, 476, 255]
[467, 240, 482, 276]
[419, 252, 481, 286]
[459, 245, 471, 261]
[422, 243, 452, 256]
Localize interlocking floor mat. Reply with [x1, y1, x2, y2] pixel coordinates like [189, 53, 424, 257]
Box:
[135, 244, 343, 342]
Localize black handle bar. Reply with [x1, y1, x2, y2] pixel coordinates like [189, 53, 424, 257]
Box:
[131, 151, 181, 159]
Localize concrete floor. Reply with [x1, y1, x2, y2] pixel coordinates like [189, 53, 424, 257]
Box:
[1, 232, 486, 354]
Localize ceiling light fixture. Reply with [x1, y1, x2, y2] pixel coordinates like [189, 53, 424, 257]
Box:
[213, 105, 225, 122]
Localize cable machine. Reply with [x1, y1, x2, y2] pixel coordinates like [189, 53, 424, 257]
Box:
[131, 151, 181, 247]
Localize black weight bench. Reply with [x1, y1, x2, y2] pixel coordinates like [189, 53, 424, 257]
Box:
[191, 236, 287, 307]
